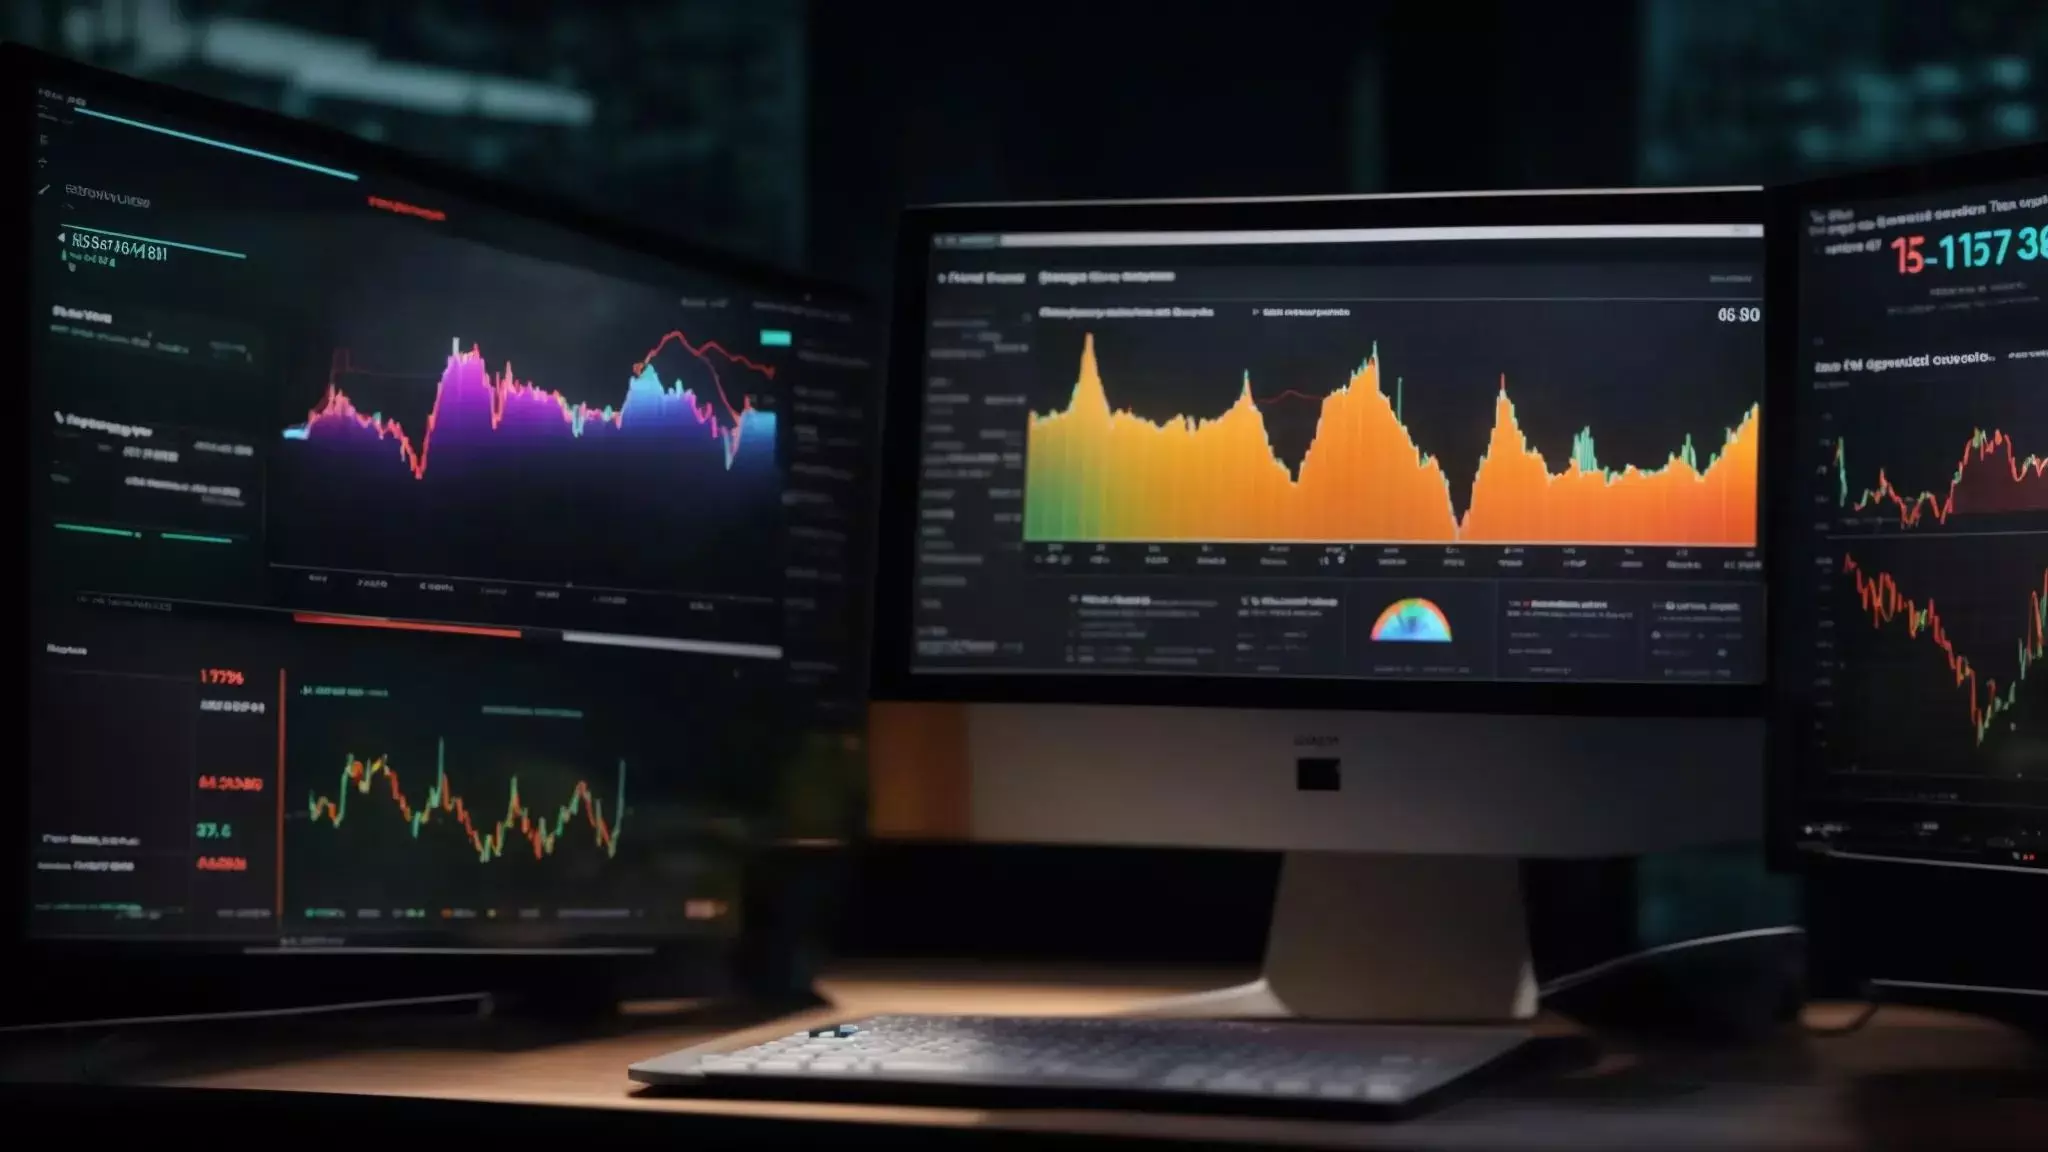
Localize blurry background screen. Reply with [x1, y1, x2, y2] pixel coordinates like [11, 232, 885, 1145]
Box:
[5, 0, 806, 266]
[1641, 0, 2048, 183]
[18, 1, 2048, 298]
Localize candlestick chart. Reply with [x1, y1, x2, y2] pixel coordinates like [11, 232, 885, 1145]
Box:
[287, 728, 642, 917]
[268, 621, 773, 931]
[1833, 430, 2048, 531]
[1821, 541, 2048, 790]
[306, 739, 625, 864]
[1842, 554, 2048, 748]
[1023, 334, 1759, 546]
[269, 329, 783, 597]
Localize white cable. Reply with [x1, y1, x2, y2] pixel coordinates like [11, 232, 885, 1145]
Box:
[1539, 925, 1805, 998]
[0, 991, 490, 1033]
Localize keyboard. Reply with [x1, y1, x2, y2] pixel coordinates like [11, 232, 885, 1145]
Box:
[628, 1014, 1534, 1118]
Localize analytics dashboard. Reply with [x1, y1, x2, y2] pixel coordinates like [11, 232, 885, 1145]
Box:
[24, 67, 872, 945]
[1781, 177, 2048, 870]
[906, 219, 1767, 684]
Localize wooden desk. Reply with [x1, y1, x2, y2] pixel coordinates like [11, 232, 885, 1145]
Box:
[12, 965, 2048, 1150]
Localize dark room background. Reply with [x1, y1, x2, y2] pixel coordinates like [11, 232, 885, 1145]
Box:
[17, 0, 2047, 288]
[12, 0, 2045, 975]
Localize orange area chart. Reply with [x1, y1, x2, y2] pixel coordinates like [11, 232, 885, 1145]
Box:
[1022, 333, 1760, 545]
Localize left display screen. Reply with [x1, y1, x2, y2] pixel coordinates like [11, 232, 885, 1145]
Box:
[37, 102, 787, 649]
[24, 74, 823, 945]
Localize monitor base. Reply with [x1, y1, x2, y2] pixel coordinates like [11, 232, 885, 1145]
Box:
[1129, 852, 1537, 1022]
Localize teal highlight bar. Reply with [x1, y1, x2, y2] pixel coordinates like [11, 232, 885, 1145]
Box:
[759, 329, 793, 347]
[55, 522, 138, 538]
[68, 225, 245, 260]
[160, 531, 234, 544]
[76, 107, 359, 181]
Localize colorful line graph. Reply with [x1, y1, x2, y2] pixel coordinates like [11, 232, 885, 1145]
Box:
[306, 738, 625, 863]
[1022, 334, 1759, 545]
[1835, 432, 2048, 528]
[1843, 554, 2048, 746]
[281, 331, 776, 474]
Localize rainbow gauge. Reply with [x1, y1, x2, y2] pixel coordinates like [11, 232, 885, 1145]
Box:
[1370, 598, 1454, 643]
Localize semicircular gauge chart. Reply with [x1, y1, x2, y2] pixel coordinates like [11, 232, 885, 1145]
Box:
[1370, 597, 1454, 643]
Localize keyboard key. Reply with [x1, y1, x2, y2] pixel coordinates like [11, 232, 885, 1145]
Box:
[1064, 1065, 1143, 1082]
[1363, 1078, 1406, 1102]
[878, 1060, 975, 1075]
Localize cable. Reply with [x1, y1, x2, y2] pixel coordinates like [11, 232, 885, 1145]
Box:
[1802, 985, 1883, 1037]
[1538, 925, 1806, 999]
[0, 991, 490, 1034]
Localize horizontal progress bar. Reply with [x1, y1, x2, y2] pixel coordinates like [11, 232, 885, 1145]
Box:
[76, 107, 358, 181]
[67, 225, 245, 259]
[289, 613, 781, 659]
[292, 613, 521, 639]
[561, 631, 782, 660]
[55, 521, 137, 538]
[161, 531, 234, 544]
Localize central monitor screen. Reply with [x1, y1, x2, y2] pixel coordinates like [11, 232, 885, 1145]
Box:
[899, 204, 1766, 687]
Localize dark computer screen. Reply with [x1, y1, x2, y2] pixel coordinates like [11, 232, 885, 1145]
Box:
[22, 62, 865, 947]
[1778, 169, 2048, 871]
[899, 206, 1767, 687]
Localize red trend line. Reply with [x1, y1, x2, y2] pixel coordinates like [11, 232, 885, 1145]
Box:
[1843, 554, 2048, 745]
[633, 329, 777, 428]
[1844, 429, 2048, 527]
[300, 332, 771, 480]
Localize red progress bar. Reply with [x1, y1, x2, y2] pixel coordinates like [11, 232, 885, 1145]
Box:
[292, 613, 522, 639]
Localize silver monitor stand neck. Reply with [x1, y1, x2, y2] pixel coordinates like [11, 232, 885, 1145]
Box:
[1128, 852, 1538, 1022]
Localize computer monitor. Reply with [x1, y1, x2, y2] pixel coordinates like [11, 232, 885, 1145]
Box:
[1768, 145, 2048, 1006]
[872, 189, 1770, 1019]
[10, 47, 871, 973]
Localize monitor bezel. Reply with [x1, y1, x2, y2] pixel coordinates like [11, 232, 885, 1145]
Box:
[873, 186, 1769, 716]
[3, 43, 867, 963]
[1763, 139, 2048, 876]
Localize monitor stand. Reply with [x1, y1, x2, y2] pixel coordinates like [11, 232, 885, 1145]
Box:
[1131, 852, 1537, 1022]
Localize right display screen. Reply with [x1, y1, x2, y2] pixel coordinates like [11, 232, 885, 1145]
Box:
[1784, 178, 2048, 869]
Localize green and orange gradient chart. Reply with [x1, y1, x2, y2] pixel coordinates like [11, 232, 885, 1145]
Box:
[1022, 334, 1759, 547]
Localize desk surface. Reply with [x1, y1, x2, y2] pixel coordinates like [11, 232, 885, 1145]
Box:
[24, 964, 2048, 1150]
